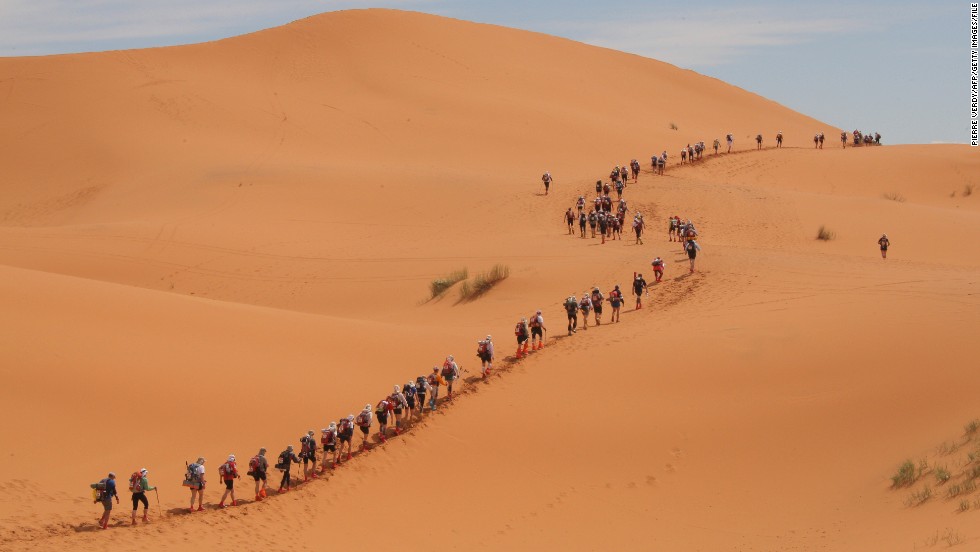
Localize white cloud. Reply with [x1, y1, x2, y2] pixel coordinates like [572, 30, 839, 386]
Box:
[550, 6, 875, 68]
[0, 0, 428, 55]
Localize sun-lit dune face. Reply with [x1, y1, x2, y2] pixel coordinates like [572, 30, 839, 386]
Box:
[1, 9, 978, 552]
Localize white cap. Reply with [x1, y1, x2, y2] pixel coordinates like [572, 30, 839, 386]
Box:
[228, 454, 235, 462]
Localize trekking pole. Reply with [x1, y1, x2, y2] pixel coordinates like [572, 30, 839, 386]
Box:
[154, 488, 161, 509]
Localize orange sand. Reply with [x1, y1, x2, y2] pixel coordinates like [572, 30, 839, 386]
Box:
[1, 9, 978, 551]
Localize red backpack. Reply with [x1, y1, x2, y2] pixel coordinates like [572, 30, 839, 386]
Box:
[128, 472, 143, 493]
[249, 456, 261, 472]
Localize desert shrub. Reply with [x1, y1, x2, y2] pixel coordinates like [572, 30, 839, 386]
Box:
[966, 419, 979, 436]
[905, 485, 932, 506]
[816, 225, 836, 241]
[882, 192, 906, 202]
[669, 122, 679, 131]
[965, 184, 974, 197]
[429, 268, 468, 299]
[892, 460, 917, 487]
[935, 466, 951, 484]
[459, 264, 510, 301]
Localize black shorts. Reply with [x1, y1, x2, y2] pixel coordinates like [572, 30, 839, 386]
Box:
[323, 443, 336, 452]
[102, 498, 113, 511]
[359, 426, 369, 435]
[339, 432, 352, 443]
[252, 470, 267, 482]
[394, 407, 403, 415]
[377, 413, 388, 424]
[479, 353, 491, 362]
[580, 307, 590, 316]
[531, 327, 543, 337]
[517, 334, 528, 344]
[406, 396, 416, 408]
[132, 492, 148, 510]
[610, 302, 621, 309]
[593, 305, 603, 314]
[224, 479, 234, 490]
[303, 452, 314, 464]
[880, 246, 887, 251]
[687, 249, 697, 259]
[567, 313, 577, 320]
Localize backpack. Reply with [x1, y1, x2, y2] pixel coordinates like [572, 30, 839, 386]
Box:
[218, 461, 233, 478]
[340, 418, 354, 433]
[564, 298, 577, 314]
[529, 315, 542, 328]
[184, 463, 201, 488]
[653, 259, 664, 268]
[249, 456, 262, 474]
[591, 291, 602, 304]
[356, 412, 369, 426]
[91, 478, 108, 501]
[441, 363, 455, 378]
[275, 451, 289, 470]
[416, 376, 427, 389]
[300, 436, 312, 455]
[477, 341, 488, 355]
[129, 471, 143, 493]
[322, 429, 336, 445]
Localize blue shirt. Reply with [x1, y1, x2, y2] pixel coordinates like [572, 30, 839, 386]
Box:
[105, 478, 117, 499]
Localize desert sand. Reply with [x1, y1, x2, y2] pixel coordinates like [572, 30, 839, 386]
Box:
[1, 8, 979, 551]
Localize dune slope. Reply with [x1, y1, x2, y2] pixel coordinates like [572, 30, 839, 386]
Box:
[1, 8, 978, 552]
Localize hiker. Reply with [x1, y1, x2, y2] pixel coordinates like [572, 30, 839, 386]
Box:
[515, 317, 531, 358]
[595, 180, 602, 195]
[668, 216, 678, 242]
[129, 468, 155, 524]
[875, 132, 881, 145]
[427, 368, 446, 409]
[186, 457, 206, 512]
[713, 138, 720, 154]
[755, 134, 763, 150]
[415, 375, 431, 414]
[300, 430, 318, 480]
[611, 214, 622, 241]
[218, 455, 240, 507]
[578, 210, 587, 238]
[276, 446, 300, 493]
[633, 214, 644, 245]
[576, 195, 586, 215]
[609, 285, 623, 322]
[680, 148, 687, 164]
[657, 155, 665, 175]
[590, 287, 604, 325]
[614, 178, 625, 200]
[578, 292, 592, 330]
[565, 208, 575, 235]
[477, 335, 495, 378]
[321, 423, 338, 471]
[442, 356, 460, 398]
[726, 133, 734, 153]
[541, 172, 552, 195]
[620, 165, 628, 183]
[375, 398, 390, 442]
[630, 159, 640, 181]
[248, 448, 269, 500]
[95, 472, 119, 529]
[603, 181, 612, 196]
[529, 310, 546, 350]
[564, 294, 578, 336]
[391, 385, 408, 433]
[652, 257, 666, 282]
[878, 234, 890, 259]
[819, 132, 825, 148]
[598, 212, 608, 244]
[686, 239, 700, 272]
[776, 131, 783, 148]
[338, 416, 355, 461]
[588, 209, 598, 238]
[355, 405, 373, 449]
[841, 131, 847, 148]
[814, 133, 819, 148]
[404, 381, 418, 420]
[602, 194, 612, 213]
[633, 274, 648, 310]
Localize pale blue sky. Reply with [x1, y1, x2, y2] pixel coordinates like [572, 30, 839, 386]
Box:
[0, 1, 967, 144]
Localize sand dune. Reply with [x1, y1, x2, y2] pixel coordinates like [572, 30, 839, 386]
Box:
[1, 8, 978, 551]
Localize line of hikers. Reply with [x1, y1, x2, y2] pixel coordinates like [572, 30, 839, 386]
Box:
[88, 339, 501, 529]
